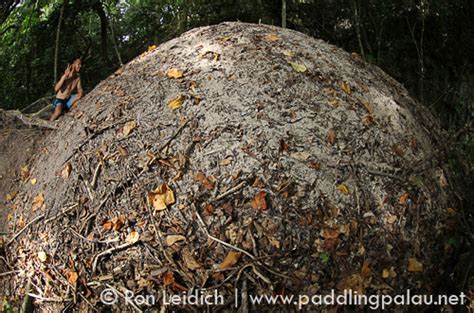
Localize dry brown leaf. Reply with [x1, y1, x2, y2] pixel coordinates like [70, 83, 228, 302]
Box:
[220, 158, 232, 166]
[168, 94, 185, 110]
[117, 145, 128, 156]
[351, 52, 362, 60]
[251, 191, 268, 211]
[219, 251, 241, 269]
[391, 144, 404, 157]
[5, 191, 17, 202]
[264, 33, 280, 42]
[399, 192, 409, 205]
[62, 163, 72, 178]
[122, 120, 137, 137]
[327, 128, 336, 145]
[183, 251, 202, 270]
[268, 237, 281, 249]
[360, 260, 371, 278]
[20, 165, 29, 180]
[112, 216, 125, 231]
[102, 220, 114, 230]
[386, 214, 397, 224]
[195, 172, 215, 190]
[166, 68, 184, 79]
[408, 257, 423, 272]
[66, 271, 78, 285]
[148, 183, 175, 211]
[362, 115, 375, 126]
[163, 272, 175, 286]
[341, 81, 351, 94]
[32, 193, 45, 211]
[338, 184, 349, 194]
[321, 226, 340, 239]
[126, 231, 140, 243]
[166, 235, 186, 246]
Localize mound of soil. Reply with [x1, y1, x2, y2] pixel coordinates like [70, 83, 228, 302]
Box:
[1, 22, 464, 311]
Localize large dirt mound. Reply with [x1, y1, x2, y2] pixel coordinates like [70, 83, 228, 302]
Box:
[2, 22, 461, 311]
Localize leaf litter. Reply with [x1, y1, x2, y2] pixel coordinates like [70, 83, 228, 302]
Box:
[0, 22, 462, 311]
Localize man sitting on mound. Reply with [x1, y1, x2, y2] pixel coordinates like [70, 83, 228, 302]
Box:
[50, 58, 84, 121]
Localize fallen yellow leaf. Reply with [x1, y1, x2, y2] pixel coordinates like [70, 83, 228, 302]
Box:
[408, 257, 423, 272]
[168, 94, 185, 110]
[341, 81, 351, 94]
[30, 178, 37, 185]
[126, 231, 140, 243]
[166, 235, 186, 246]
[32, 193, 45, 211]
[219, 251, 241, 269]
[289, 61, 307, 73]
[382, 268, 390, 278]
[122, 120, 137, 137]
[148, 183, 175, 211]
[338, 184, 349, 194]
[147, 45, 157, 51]
[62, 163, 72, 178]
[166, 68, 184, 79]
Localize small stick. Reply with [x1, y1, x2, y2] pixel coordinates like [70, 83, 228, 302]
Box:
[193, 204, 255, 260]
[158, 116, 192, 153]
[92, 241, 137, 273]
[91, 162, 102, 189]
[7, 214, 45, 246]
[105, 284, 143, 313]
[0, 270, 17, 277]
[212, 181, 247, 202]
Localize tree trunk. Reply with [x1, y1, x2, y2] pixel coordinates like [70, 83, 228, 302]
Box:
[93, 1, 109, 65]
[54, 0, 66, 84]
[281, 0, 287, 28]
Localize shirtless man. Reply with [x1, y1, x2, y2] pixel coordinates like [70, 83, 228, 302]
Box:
[50, 58, 84, 121]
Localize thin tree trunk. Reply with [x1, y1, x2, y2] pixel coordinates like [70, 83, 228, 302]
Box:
[93, 1, 109, 65]
[54, 0, 66, 84]
[104, 3, 123, 66]
[281, 0, 287, 28]
[352, 0, 365, 59]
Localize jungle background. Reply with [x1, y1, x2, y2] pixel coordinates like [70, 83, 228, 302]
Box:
[0, 0, 472, 210]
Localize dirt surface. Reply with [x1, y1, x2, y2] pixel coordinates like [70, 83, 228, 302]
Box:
[1, 22, 470, 311]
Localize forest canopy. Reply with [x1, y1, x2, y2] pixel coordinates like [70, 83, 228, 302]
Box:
[0, 0, 472, 158]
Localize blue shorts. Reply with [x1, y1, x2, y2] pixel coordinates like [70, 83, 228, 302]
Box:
[52, 95, 75, 110]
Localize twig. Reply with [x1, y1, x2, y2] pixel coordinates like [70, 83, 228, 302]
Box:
[7, 214, 45, 246]
[105, 284, 143, 313]
[212, 181, 247, 202]
[91, 162, 102, 189]
[7, 203, 77, 246]
[92, 241, 138, 273]
[158, 116, 192, 153]
[27, 293, 71, 302]
[0, 270, 17, 277]
[193, 203, 293, 282]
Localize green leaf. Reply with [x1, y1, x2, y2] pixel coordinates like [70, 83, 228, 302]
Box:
[288, 61, 307, 73]
[319, 252, 330, 264]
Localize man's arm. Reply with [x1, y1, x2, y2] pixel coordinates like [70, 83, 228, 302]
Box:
[69, 79, 84, 109]
[54, 65, 71, 93]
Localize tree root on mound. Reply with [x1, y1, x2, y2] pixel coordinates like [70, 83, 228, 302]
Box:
[0, 109, 57, 130]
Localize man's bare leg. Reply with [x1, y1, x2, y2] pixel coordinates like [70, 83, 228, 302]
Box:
[50, 106, 63, 121]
